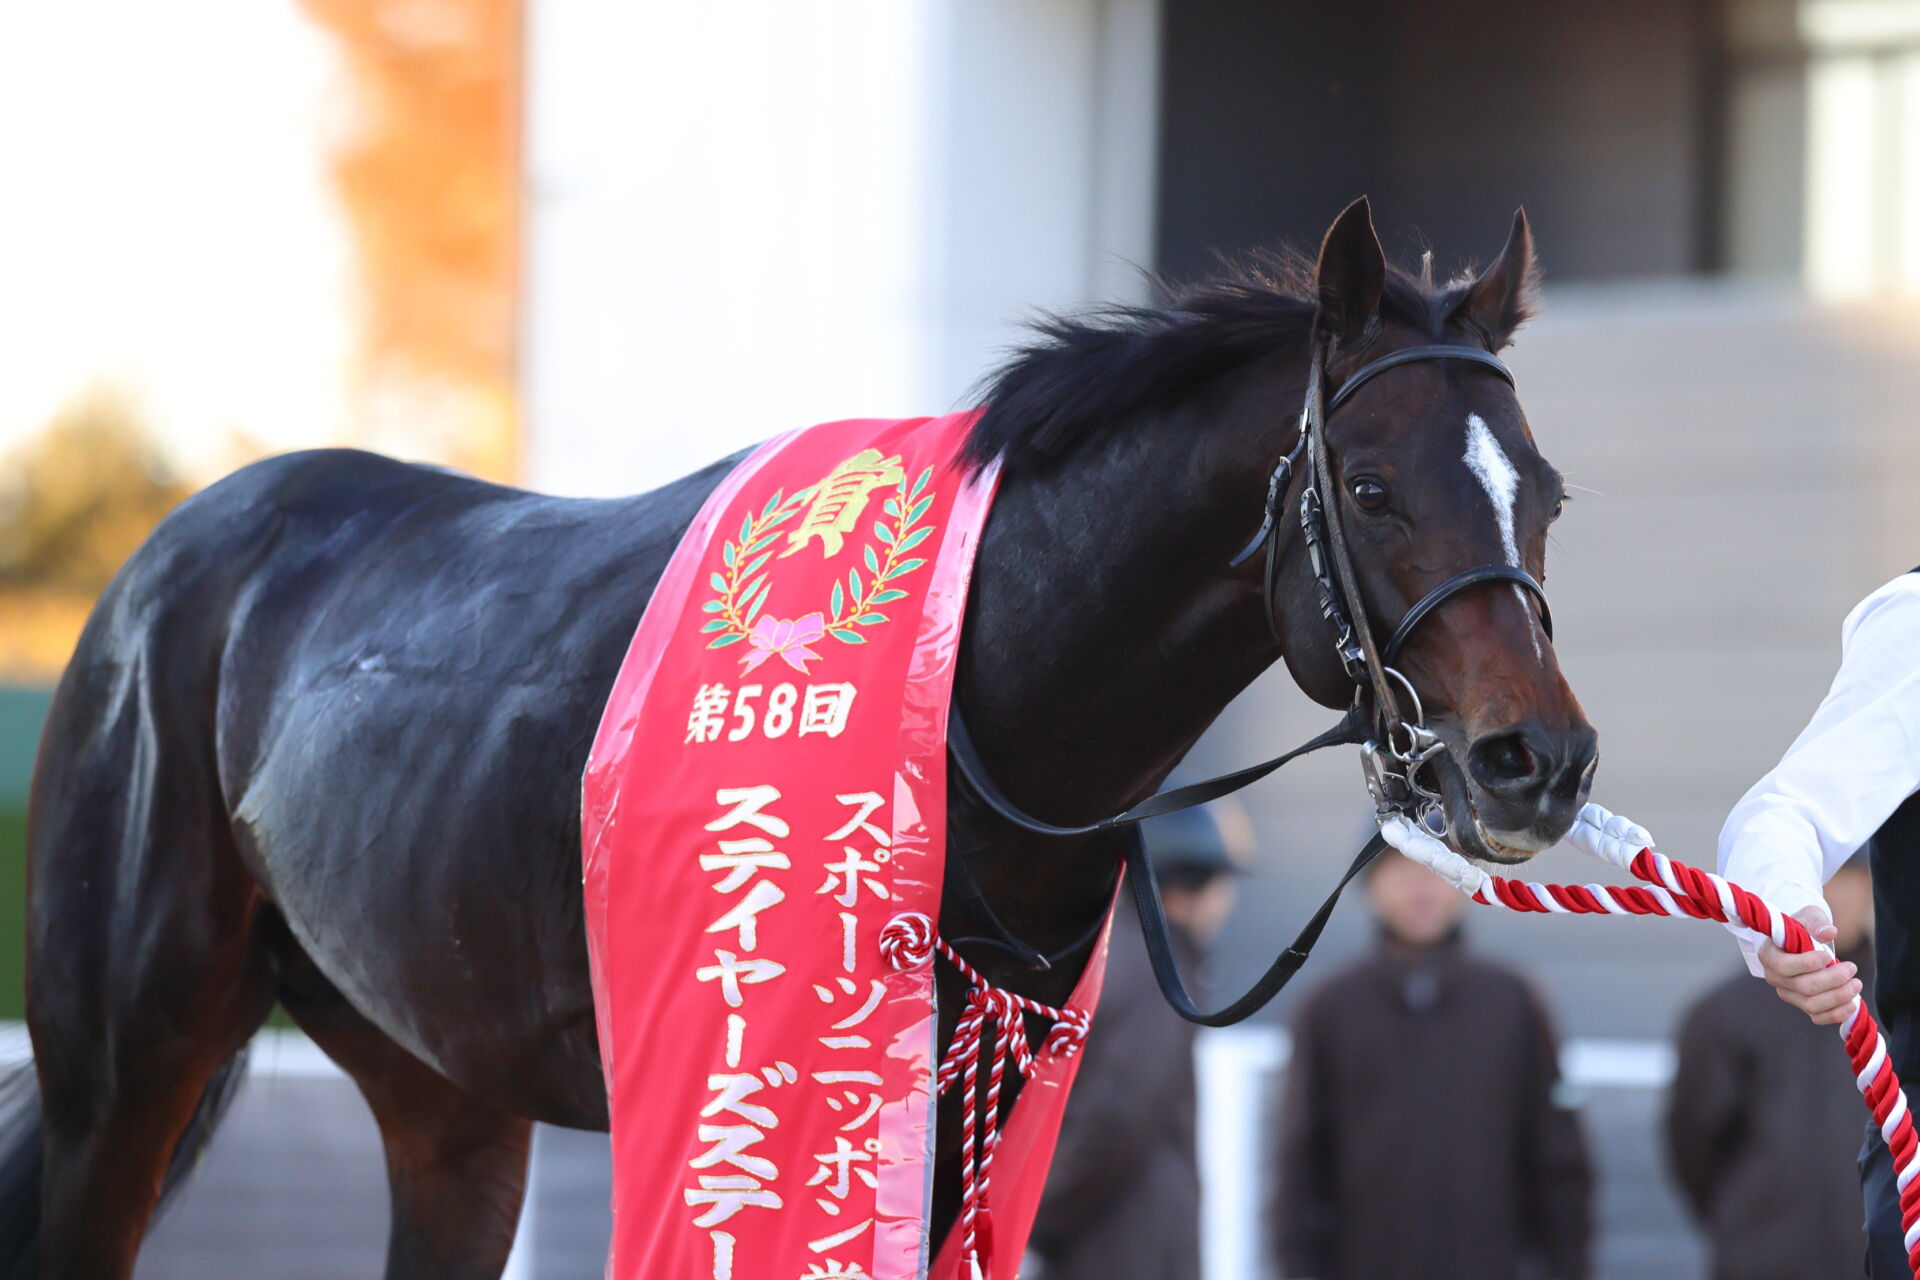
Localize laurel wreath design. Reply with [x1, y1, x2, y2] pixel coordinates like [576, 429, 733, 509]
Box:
[700, 466, 936, 650]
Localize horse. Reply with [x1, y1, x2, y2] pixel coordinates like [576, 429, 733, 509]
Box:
[5, 197, 1595, 1278]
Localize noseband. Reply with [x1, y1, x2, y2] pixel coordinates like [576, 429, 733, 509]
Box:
[945, 336, 1556, 1026]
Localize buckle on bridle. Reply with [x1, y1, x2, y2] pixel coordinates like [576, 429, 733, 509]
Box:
[1229, 454, 1295, 569]
[1301, 488, 1367, 681]
[1362, 733, 1450, 836]
[1359, 739, 1406, 810]
[1361, 669, 1451, 832]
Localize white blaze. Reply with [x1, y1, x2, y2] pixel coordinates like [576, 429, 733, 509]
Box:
[1463, 413, 1542, 659]
[1464, 413, 1519, 564]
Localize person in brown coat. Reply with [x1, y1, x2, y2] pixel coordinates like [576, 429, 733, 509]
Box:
[1026, 802, 1248, 1280]
[1273, 844, 1593, 1280]
[1665, 852, 1876, 1279]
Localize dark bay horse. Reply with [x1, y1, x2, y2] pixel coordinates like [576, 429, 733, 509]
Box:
[9, 198, 1594, 1278]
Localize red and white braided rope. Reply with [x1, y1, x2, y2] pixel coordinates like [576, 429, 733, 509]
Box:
[1382, 803, 1920, 1277]
[880, 911, 1090, 1280]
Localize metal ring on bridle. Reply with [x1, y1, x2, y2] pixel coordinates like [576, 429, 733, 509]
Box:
[1381, 668, 1428, 752]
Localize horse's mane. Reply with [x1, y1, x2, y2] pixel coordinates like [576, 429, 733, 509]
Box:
[963, 249, 1490, 473]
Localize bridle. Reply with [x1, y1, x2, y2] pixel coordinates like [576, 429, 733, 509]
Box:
[945, 335, 1554, 1026]
[1232, 341, 1551, 839]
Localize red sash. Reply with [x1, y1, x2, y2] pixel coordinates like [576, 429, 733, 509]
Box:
[582, 413, 1111, 1280]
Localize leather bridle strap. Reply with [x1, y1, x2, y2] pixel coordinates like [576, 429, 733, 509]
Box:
[1303, 353, 1404, 725]
[945, 701, 1374, 1014]
[946, 702, 1366, 840]
[1312, 342, 1541, 688]
[1382, 564, 1552, 666]
[1325, 343, 1514, 412]
[1229, 343, 1516, 571]
[1127, 825, 1386, 1026]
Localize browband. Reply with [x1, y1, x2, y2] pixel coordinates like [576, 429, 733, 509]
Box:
[1326, 344, 1513, 413]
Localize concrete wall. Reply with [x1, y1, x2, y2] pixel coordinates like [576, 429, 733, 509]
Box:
[522, 0, 1159, 497]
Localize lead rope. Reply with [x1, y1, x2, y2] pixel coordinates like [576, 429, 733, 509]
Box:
[880, 912, 1090, 1280]
[1381, 804, 1920, 1279]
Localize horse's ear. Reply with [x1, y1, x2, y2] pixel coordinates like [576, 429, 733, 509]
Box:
[1459, 208, 1540, 350]
[1315, 197, 1386, 346]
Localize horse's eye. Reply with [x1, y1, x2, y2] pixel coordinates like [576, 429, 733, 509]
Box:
[1349, 478, 1389, 513]
[1550, 496, 1566, 522]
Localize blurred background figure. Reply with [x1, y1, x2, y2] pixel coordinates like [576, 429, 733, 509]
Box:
[1027, 801, 1249, 1280]
[1665, 852, 1876, 1280]
[1272, 844, 1593, 1280]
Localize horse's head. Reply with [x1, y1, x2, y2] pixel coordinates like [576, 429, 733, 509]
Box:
[1273, 199, 1595, 863]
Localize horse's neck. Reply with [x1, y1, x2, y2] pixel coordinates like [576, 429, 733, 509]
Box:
[963, 401, 1279, 827]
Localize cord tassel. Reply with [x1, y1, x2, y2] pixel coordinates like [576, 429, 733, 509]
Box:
[881, 913, 1089, 1279]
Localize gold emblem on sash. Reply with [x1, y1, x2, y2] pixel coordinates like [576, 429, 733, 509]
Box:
[781, 450, 905, 559]
[699, 453, 937, 663]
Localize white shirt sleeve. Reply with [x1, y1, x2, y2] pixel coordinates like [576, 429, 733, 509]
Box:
[1718, 572, 1920, 974]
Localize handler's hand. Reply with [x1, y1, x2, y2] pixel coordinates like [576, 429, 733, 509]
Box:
[1757, 905, 1861, 1025]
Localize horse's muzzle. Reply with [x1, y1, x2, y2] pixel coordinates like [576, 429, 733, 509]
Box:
[1460, 720, 1599, 856]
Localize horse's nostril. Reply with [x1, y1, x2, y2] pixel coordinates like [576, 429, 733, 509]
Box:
[1566, 728, 1600, 796]
[1468, 730, 1544, 793]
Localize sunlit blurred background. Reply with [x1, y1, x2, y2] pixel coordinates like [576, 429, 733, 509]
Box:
[5, 1, 1920, 1276]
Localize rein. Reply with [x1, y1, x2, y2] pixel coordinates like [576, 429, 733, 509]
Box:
[947, 337, 1551, 1026]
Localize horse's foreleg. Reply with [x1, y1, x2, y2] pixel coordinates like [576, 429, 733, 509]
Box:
[280, 986, 531, 1280]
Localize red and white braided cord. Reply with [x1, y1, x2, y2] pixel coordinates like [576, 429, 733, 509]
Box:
[1382, 805, 1920, 1277]
[880, 912, 1090, 1280]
